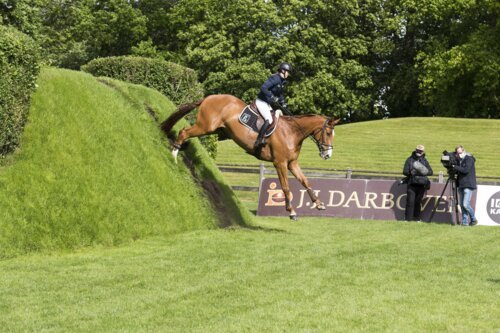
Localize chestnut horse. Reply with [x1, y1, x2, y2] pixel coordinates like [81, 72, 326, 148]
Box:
[161, 94, 340, 220]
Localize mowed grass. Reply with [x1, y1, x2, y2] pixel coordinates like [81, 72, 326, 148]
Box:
[1, 218, 498, 332]
[216, 117, 500, 177]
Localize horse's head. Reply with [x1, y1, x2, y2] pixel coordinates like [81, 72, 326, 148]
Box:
[311, 117, 341, 160]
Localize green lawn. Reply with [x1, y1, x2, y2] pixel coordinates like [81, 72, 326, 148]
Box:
[1, 218, 498, 332]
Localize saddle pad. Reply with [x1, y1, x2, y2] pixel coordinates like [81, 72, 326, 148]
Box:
[238, 106, 278, 137]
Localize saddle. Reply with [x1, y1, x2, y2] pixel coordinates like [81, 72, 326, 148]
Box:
[238, 100, 280, 137]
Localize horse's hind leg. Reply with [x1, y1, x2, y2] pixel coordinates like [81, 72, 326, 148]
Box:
[171, 124, 209, 163]
[274, 161, 298, 220]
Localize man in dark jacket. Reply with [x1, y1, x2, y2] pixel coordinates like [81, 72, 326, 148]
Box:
[452, 145, 478, 226]
[403, 144, 433, 221]
[254, 62, 291, 148]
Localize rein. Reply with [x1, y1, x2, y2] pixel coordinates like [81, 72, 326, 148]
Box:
[279, 106, 333, 154]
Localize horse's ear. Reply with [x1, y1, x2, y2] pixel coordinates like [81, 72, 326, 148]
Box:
[330, 117, 341, 126]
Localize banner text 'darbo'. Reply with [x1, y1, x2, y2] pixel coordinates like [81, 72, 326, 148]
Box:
[258, 178, 475, 223]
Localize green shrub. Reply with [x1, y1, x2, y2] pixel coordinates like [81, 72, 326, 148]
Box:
[199, 134, 218, 159]
[81, 56, 204, 105]
[0, 25, 40, 156]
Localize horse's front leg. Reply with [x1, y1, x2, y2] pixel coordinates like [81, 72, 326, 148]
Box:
[274, 161, 298, 220]
[289, 160, 325, 210]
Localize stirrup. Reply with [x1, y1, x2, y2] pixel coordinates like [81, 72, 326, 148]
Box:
[254, 138, 266, 148]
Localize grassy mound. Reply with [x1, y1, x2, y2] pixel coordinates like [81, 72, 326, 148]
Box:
[0, 68, 252, 259]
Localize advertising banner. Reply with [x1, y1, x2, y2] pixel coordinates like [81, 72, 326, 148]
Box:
[257, 178, 493, 225]
[475, 185, 500, 226]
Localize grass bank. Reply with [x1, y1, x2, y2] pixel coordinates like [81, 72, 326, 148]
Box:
[0, 68, 252, 258]
[216, 117, 500, 177]
[1, 217, 498, 332]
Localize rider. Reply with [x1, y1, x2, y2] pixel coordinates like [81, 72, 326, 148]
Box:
[255, 62, 292, 148]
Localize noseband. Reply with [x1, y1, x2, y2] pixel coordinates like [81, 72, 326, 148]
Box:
[310, 119, 334, 154]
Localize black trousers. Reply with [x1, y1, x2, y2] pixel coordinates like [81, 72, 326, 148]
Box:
[405, 184, 425, 221]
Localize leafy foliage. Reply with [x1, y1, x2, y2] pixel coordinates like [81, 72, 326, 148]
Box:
[81, 56, 204, 105]
[417, 0, 499, 118]
[0, 24, 40, 156]
[1, 0, 148, 68]
[165, 0, 375, 118]
[1, 0, 498, 119]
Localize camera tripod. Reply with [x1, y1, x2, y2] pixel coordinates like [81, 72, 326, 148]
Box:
[429, 174, 460, 225]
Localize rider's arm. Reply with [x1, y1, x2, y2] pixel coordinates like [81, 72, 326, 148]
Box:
[260, 75, 280, 102]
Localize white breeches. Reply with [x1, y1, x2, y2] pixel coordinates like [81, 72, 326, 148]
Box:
[256, 98, 274, 124]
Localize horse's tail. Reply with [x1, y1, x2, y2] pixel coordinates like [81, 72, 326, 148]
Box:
[160, 99, 204, 135]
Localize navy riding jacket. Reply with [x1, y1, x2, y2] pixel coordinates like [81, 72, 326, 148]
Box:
[257, 73, 287, 105]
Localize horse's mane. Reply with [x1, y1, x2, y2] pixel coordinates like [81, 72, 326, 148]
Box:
[160, 99, 204, 135]
[284, 114, 326, 119]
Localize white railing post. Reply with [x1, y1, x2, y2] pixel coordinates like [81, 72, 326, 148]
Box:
[346, 168, 352, 179]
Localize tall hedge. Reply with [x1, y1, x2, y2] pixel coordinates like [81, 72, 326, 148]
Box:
[0, 25, 40, 156]
[81, 56, 204, 105]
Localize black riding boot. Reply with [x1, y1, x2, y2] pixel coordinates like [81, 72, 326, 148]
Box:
[255, 120, 270, 149]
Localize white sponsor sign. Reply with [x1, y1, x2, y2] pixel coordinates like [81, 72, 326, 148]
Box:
[475, 185, 500, 226]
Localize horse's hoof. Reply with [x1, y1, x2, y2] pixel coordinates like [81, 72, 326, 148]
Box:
[172, 148, 179, 164]
[311, 201, 326, 210]
[290, 214, 298, 221]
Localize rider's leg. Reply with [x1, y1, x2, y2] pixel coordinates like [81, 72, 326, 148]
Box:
[255, 99, 273, 147]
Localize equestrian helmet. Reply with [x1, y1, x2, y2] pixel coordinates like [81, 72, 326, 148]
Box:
[279, 62, 292, 73]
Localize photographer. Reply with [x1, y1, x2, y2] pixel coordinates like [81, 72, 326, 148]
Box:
[403, 145, 433, 221]
[452, 145, 478, 226]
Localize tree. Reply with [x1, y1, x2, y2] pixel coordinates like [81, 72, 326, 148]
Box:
[163, 0, 375, 119]
[417, 0, 499, 118]
[1, 0, 148, 69]
[3, 0, 496, 118]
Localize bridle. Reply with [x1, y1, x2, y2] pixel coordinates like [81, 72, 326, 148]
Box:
[281, 107, 335, 156]
[309, 119, 334, 155]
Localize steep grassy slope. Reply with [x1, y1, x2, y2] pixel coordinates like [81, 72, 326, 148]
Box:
[0, 68, 252, 258]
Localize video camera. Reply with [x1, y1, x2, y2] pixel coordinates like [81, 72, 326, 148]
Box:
[441, 150, 458, 175]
